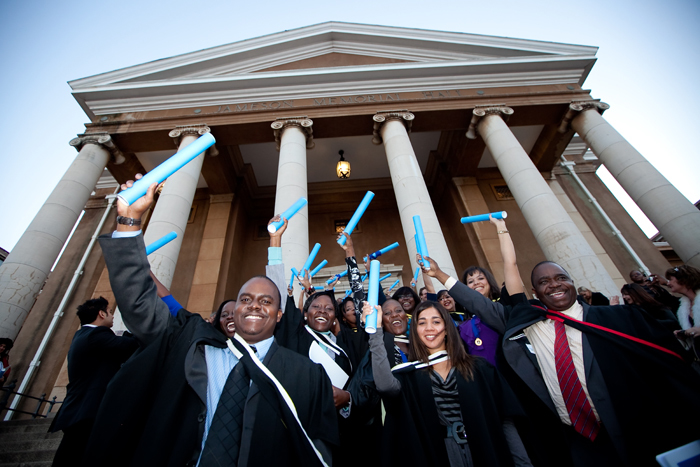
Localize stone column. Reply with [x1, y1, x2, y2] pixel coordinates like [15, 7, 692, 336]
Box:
[144, 124, 212, 289]
[467, 105, 619, 297]
[0, 133, 123, 339]
[562, 101, 700, 268]
[373, 110, 458, 287]
[271, 117, 314, 291]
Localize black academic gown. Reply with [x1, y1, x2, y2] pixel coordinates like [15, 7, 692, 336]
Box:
[275, 295, 356, 378]
[381, 358, 525, 467]
[506, 298, 700, 467]
[85, 234, 338, 467]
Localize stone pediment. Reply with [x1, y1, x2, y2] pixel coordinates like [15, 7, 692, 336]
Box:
[69, 22, 598, 118]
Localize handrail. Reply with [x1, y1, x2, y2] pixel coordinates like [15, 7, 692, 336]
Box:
[0, 380, 62, 419]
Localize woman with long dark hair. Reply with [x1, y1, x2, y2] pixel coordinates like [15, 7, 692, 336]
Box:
[363, 300, 532, 466]
[619, 283, 679, 328]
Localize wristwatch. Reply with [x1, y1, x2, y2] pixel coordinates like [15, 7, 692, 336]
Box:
[116, 216, 142, 226]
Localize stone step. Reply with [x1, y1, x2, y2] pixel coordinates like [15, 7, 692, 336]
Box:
[0, 419, 53, 428]
[0, 424, 51, 435]
[0, 449, 56, 463]
[0, 439, 61, 453]
[0, 432, 61, 444]
[0, 462, 53, 467]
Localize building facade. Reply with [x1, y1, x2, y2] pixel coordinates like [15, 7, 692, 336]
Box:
[2, 22, 698, 416]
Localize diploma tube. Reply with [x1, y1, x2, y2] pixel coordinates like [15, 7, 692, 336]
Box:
[388, 279, 400, 292]
[268, 197, 308, 233]
[301, 243, 321, 275]
[378, 273, 392, 283]
[413, 215, 430, 270]
[366, 259, 381, 334]
[117, 133, 216, 205]
[413, 266, 421, 282]
[344, 290, 352, 298]
[309, 259, 328, 278]
[361, 274, 368, 283]
[145, 231, 177, 255]
[364, 242, 400, 261]
[337, 191, 375, 246]
[326, 270, 348, 285]
[290, 267, 301, 290]
[460, 211, 507, 224]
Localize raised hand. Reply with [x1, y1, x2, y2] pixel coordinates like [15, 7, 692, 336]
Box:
[116, 174, 159, 231]
[268, 215, 287, 248]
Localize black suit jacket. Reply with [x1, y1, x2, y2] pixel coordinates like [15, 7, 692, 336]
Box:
[449, 280, 700, 466]
[50, 325, 137, 432]
[85, 233, 338, 467]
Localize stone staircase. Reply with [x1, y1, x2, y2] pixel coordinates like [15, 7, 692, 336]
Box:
[0, 418, 61, 467]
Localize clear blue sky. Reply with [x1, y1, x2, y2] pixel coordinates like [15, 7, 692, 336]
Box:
[1, 0, 698, 251]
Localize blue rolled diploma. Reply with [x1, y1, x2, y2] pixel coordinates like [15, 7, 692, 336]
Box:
[413, 266, 421, 282]
[337, 191, 375, 246]
[366, 260, 381, 333]
[145, 231, 177, 255]
[118, 133, 216, 206]
[326, 270, 348, 285]
[378, 273, 392, 283]
[309, 259, 328, 278]
[413, 216, 430, 270]
[460, 211, 507, 224]
[364, 242, 400, 261]
[301, 243, 321, 276]
[268, 197, 308, 233]
[388, 279, 400, 292]
[290, 267, 300, 290]
[344, 290, 352, 298]
[361, 274, 368, 283]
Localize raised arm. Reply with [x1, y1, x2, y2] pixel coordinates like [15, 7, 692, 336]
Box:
[266, 215, 288, 314]
[490, 215, 523, 295]
[420, 255, 507, 334]
[339, 232, 365, 316]
[99, 176, 172, 345]
[362, 302, 401, 396]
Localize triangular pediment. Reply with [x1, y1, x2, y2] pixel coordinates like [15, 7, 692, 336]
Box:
[69, 22, 598, 118]
[252, 52, 415, 73]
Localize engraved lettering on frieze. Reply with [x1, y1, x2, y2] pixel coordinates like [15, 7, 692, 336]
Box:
[313, 94, 401, 106]
[421, 90, 462, 99]
[214, 101, 294, 113]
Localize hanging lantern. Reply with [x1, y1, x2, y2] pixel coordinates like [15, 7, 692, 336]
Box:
[336, 150, 351, 179]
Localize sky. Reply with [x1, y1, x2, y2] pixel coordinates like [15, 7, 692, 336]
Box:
[1, 0, 698, 252]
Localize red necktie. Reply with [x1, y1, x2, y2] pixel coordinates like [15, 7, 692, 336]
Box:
[554, 320, 600, 441]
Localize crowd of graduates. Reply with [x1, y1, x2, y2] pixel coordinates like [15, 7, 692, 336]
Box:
[48, 176, 700, 467]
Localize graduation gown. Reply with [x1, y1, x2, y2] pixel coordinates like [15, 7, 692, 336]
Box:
[85, 233, 338, 467]
[381, 358, 525, 467]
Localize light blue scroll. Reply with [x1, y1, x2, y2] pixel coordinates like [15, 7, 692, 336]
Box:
[366, 259, 381, 334]
[413, 266, 421, 282]
[378, 273, 392, 283]
[361, 274, 368, 283]
[413, 215, 430, 270]
[301, 243, 321, 275]
[290, 267, 301, 290]
[326, 270, 348, 285]
[344, 290, 352, 298]
[145, 231, 177, 255]
[309, 259, 328, 278]
[268, 197, 308, 233]
[460, 211, 507, 224]
[388, 279, 400, 292]
[364, 242, 399, 261]
[118, 133, 216, 205]
[338, 191, 375, 246]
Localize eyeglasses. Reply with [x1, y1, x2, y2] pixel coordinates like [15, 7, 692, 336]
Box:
[397, 295, 414, 300]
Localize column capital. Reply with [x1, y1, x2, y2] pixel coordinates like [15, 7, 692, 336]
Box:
[465, 104, 513, 140]
[69, 132, 125, 165]
[371, 110, 414, 145]
[558, 100, 610, 133]
[169, 124, 219, 155]
[271, 116, 314, 150]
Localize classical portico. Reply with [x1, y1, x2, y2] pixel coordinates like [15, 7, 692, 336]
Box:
[1, 22, 686, 415]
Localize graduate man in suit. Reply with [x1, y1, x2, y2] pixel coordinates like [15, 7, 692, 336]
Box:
[82, 176, 338, 467]
[423, 257, 700, 467]
[50, 297, 138, 466]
